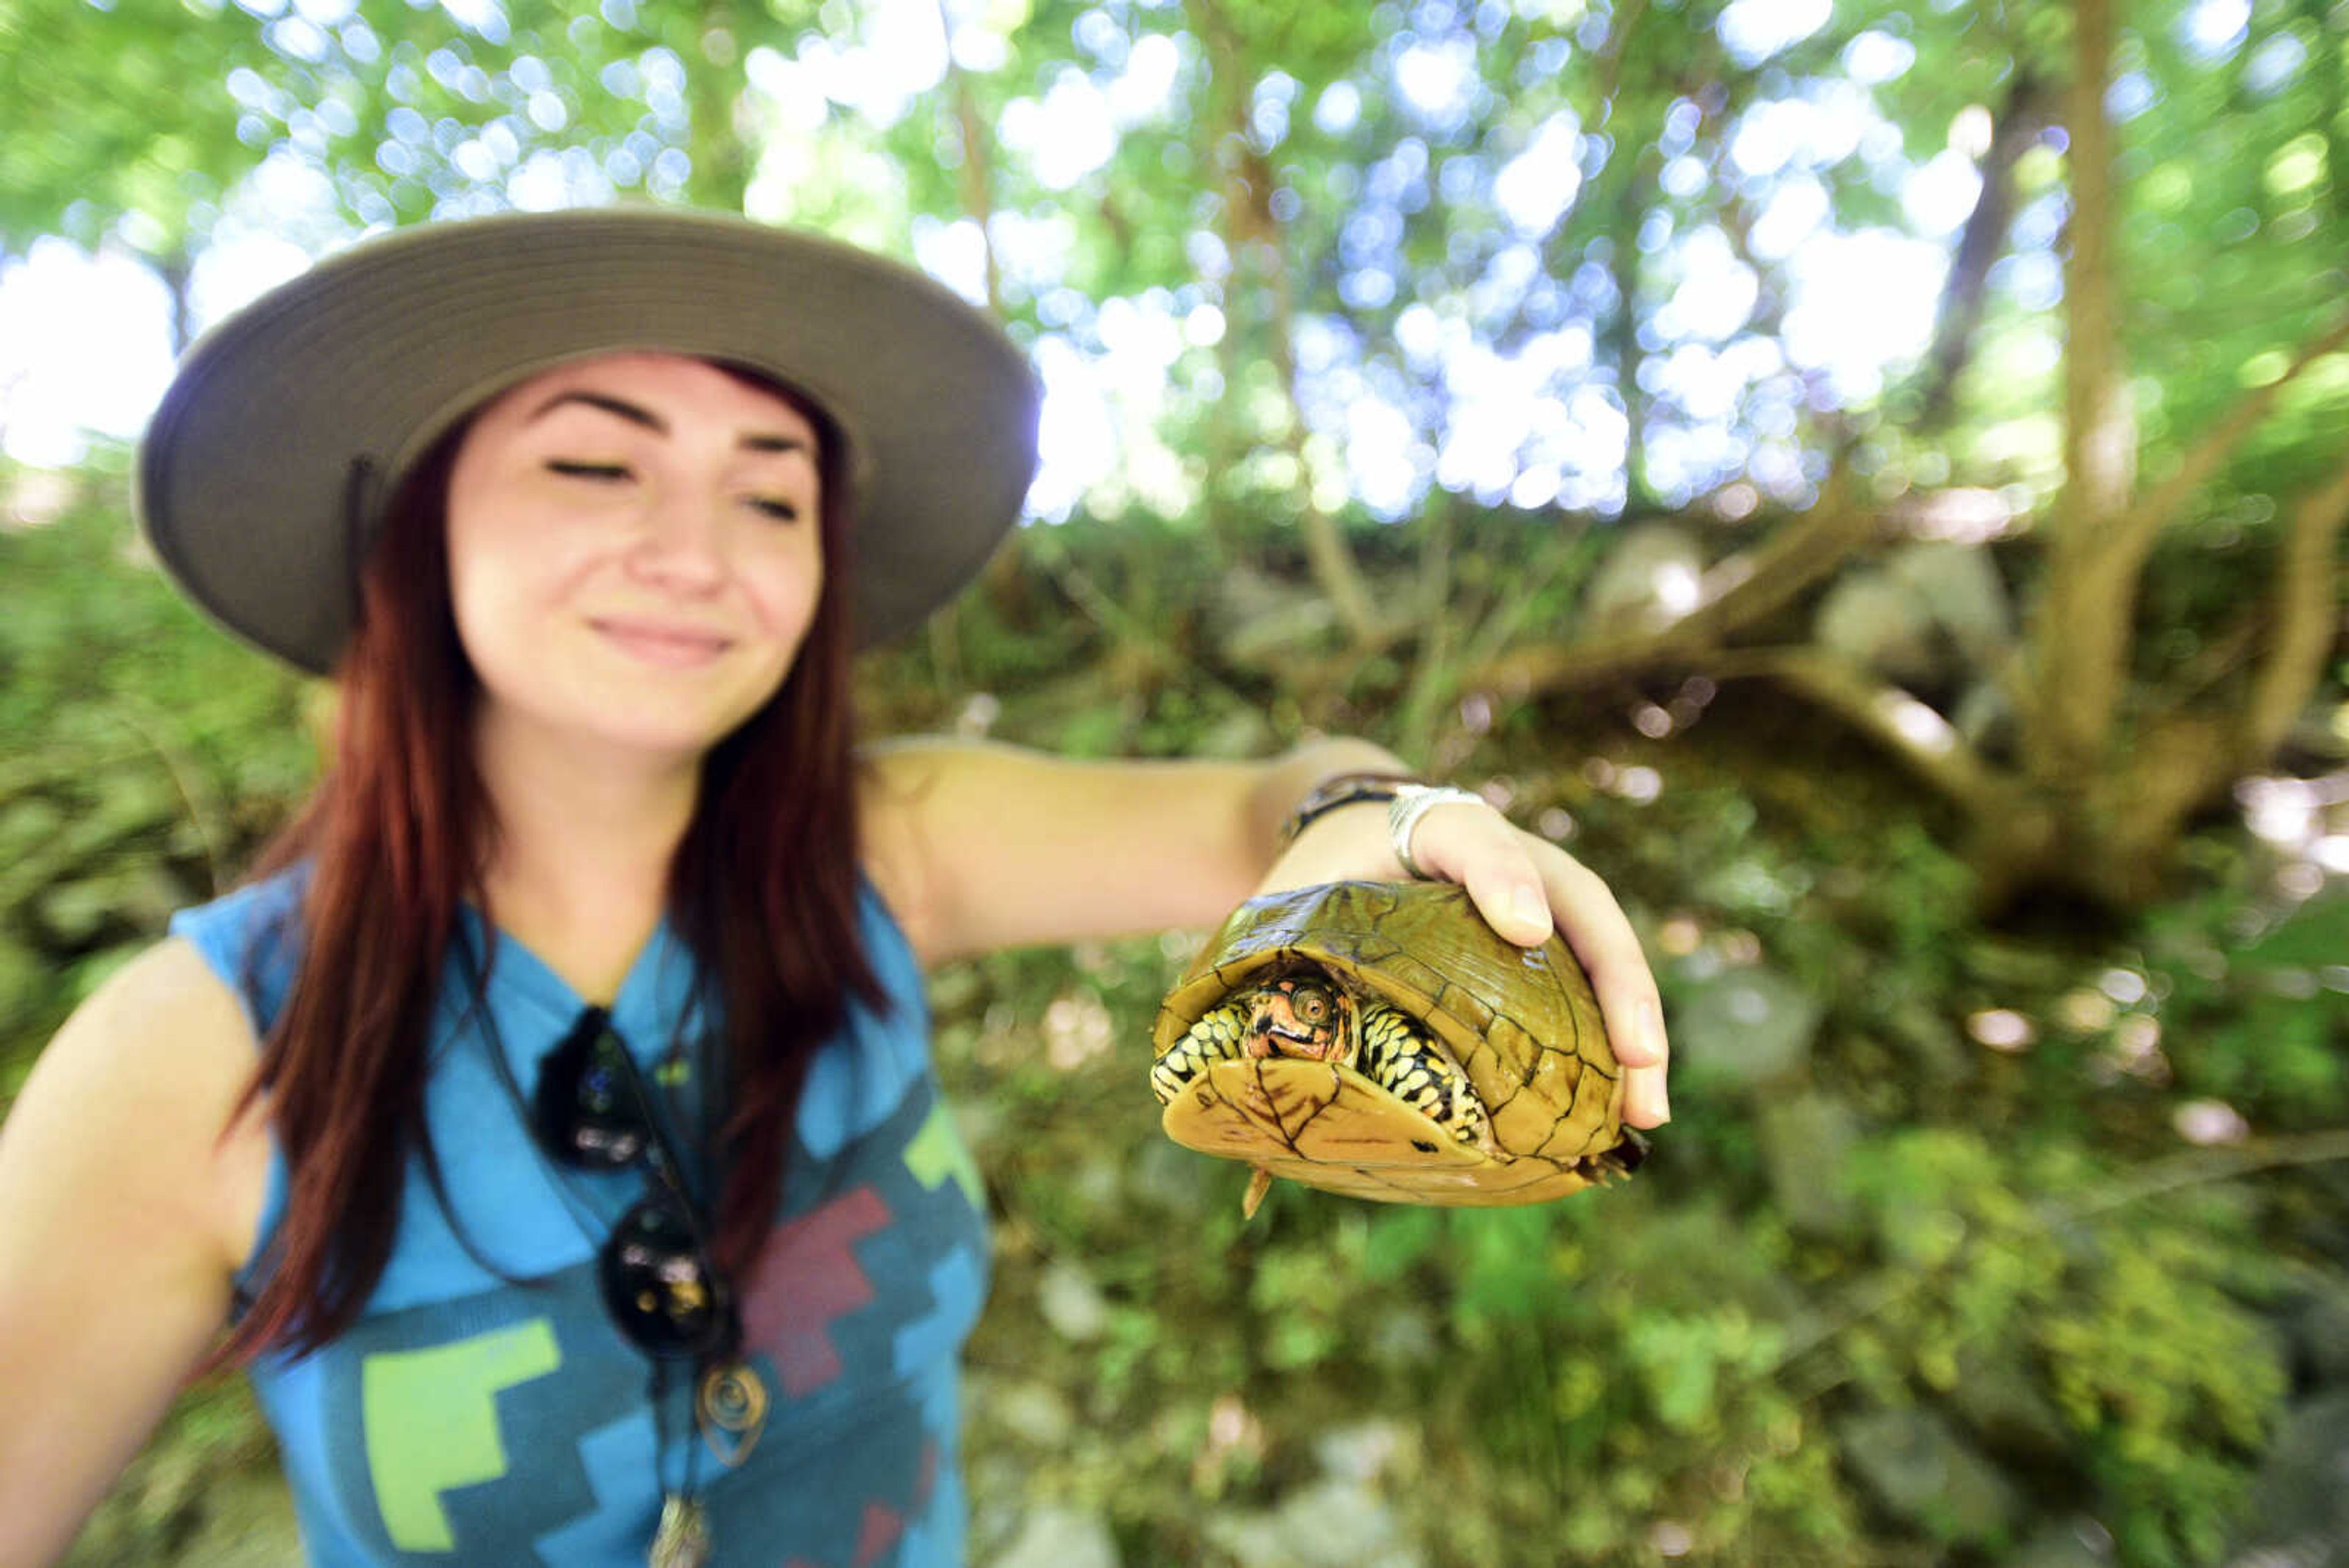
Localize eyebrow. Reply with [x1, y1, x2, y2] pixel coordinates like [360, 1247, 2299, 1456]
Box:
[527, 389, 812, 456]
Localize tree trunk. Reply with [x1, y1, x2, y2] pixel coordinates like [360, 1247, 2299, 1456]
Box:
[685, 0, 751, 212]
[1607, 173, 1653, 513]
[157, 249, 195, 358]
[1189, 0, 1381, 648]
[2022, 0, 2137, 792]
[1450, 0, 2345, 914]
[937, 0, 1001, 318]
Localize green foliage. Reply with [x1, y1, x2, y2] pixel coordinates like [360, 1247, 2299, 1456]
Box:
[0, 475, 311, 1049]
[0, 485, 312, 1562]
[22, 0, 2332, 540]
[2041, 1225, 2282, 1567]
[1626, 1306, 1783, 1434]
[0, 0, 265, 258]
[7, 453, 2330, 1568]
[60, 1377, 287, 1567]
[1831, 1130, 2288, 1566]
[2143, 885, 2349, 1125]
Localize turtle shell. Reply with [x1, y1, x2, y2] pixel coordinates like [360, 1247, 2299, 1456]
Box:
[1151, 879, 1644, 1208]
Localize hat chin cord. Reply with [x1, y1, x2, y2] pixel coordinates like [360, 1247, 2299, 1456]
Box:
[341, 454, 382, 631]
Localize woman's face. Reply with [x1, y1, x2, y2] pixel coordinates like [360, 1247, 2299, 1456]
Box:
[443, 352, 826, 766]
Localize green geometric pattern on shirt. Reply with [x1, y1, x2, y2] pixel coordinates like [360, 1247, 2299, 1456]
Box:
[903, 1098, 984, 1210]
[360, 1318, 563, 1551]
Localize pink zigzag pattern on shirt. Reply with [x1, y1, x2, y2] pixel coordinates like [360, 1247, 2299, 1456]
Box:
[853, 1502, 904, 1566]
[738, 1184, 891, 1397]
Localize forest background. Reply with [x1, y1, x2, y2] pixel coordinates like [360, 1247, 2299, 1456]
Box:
[3, 0, 2348, 1563]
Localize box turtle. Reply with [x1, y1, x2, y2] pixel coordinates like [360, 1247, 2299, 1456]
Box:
[1151, 880, 1648, 1216]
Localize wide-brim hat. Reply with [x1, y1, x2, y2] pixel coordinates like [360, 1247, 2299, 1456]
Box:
[136, 206, 1040, 674]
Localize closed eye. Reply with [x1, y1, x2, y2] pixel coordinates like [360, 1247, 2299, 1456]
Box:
[547, 459, 631, 482]
[745, 496, 801, 522]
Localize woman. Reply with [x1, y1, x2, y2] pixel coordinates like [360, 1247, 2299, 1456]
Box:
[0, 209, 1667, 1567]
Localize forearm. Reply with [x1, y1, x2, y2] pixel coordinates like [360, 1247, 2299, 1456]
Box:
[1237, 737, 1416, 872]
[859, 735, 1418, 962]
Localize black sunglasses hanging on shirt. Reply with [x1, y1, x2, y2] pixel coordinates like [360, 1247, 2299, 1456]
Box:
[533, 1006, 738, 1362]
[529, 1005, 773, 1568]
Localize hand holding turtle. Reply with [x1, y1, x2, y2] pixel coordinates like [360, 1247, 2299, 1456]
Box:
[1253, 783, 1671, 1130]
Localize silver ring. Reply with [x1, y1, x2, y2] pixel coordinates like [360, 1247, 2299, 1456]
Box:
[1386, 784, 1488, 879]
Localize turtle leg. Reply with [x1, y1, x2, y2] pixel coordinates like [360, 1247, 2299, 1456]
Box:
[1592, 1127, 1651, 1180]
[1151, 999, 1253, 1104]
[1241, 1167, 1274, 1219]
[1356, 1003, 1486, 1144]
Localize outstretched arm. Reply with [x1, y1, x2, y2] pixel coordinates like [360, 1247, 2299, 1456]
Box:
[858, 737, 1668, 1127]
[857, 735, 1409, 964]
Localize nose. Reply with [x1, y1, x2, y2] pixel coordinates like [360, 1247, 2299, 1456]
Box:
[625, 481, 728, 594]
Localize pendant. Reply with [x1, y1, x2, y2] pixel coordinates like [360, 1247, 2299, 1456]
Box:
[650, 1492, 711, 1568]
[696, 1358, 771, 1468]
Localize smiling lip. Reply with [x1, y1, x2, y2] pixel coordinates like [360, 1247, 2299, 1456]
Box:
[590, 617, 733, 668]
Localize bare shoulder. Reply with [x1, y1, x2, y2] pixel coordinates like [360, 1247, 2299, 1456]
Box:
[0, 938, 269, 1561]
[42, 936, 261, 1099]
[4, 936, 270, 1276]
[858, 743, 957, 961]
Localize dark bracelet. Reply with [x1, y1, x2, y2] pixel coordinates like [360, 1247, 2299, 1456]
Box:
[1277, 769, 1425, 848]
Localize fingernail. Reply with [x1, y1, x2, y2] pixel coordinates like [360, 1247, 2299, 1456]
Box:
[1512, 885, 1549, 931]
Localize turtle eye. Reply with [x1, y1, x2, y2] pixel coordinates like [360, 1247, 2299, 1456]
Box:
[1290, 983, 1333, 1025]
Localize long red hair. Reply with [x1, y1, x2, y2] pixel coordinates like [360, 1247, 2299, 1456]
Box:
[209, 372, 878, 1369]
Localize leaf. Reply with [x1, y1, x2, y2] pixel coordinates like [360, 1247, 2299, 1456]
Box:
[2235, 891, 2349, 971]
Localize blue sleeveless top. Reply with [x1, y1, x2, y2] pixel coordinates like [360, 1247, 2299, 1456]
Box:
[169, 868, 990, 1567]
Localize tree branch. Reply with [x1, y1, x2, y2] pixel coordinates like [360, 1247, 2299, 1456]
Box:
[1590, 0, 1649, 124]
[2093, 711, 2241, 890]
[2133, 310, 2349, 540]
[1917, 71, 2052, 429]
[2057, 0, 2132, 532]
[1474, 470, 1872, 693]
[1703, 645, 2015, 817]
[1395, 490, 1462, 760]
[2241, 448, 2349, 762]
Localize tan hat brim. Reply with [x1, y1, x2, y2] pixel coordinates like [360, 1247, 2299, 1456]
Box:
[136, 207, 1039, 673]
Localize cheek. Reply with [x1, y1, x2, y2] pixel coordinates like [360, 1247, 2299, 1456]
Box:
[444, 503, 595, 668]
[441, 504, 498, 660]
[741, 535, 826, 638]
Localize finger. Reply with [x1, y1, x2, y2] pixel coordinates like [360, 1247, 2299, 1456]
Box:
[1411, 804, 1553, 946]
[1537, 850, 1671, 1122]
[1621, 1062, 1671, 1129]
[1461, 857, 1556, 947]
[1460, 843, 1554, 947]
[1419, 812, 1671, 1122]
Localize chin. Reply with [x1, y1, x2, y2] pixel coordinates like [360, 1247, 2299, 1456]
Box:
[472, 642, 788, 759]
[608, 700, 770, 758]
[518, 684, 768, 764]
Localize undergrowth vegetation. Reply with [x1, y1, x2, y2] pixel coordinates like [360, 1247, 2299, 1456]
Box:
[6, 483, 2343, 1566]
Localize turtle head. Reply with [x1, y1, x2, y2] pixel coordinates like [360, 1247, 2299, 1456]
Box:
[1242, 970, 1354, 1062]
